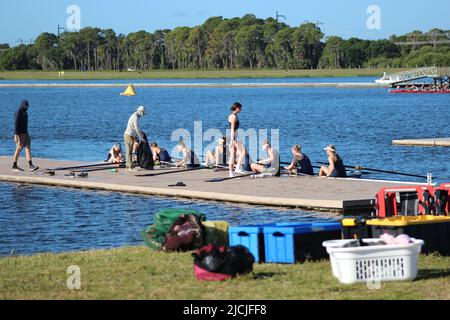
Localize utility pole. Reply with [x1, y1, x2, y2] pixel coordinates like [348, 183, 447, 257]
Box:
[276, 11, 286, 22]
[57, 24, 67, 38]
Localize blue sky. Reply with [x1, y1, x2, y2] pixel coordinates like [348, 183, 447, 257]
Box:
[0, 0, 449, 46]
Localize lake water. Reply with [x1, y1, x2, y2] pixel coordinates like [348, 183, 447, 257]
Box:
[0, 77, 449, 255]
[0, 182, 339, 256]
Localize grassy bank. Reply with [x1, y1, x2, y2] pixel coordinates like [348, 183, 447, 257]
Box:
[0, 246, 449, 300]
[0, 68, 401, 80]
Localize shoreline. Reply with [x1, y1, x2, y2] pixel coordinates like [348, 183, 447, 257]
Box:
[0, 68, 396, 81]
[0, 82, 388, 88]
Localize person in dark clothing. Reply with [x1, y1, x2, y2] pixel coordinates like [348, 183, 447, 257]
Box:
[319, 144, 347, 178]
[285, 144, 314, 176]
[150, 142, 172, 163]
[12, 100, 39, 172]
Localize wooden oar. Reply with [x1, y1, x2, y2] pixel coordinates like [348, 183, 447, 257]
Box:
[48, 161, 125, 171]
[280, 161, 321, 170]
[316, 161, 427, 179]
[72, 165, 124, 173]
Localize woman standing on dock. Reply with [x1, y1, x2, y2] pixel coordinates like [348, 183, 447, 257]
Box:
[228, 102, 245, 176]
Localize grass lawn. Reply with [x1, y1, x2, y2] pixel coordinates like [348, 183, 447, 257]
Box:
[0, 246, 449, 300]
[0, 68, 403, 80]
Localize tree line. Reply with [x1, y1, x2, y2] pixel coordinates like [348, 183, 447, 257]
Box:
[1, 14, 449, 71]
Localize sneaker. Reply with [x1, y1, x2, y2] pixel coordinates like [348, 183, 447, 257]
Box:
[126, 167, 138, 172]
[64, 172, 76, 178]
[263, 167, 277, 175]
[76, 172, 88, 178]
[29, 165, 39, 172]
[235, 168, 247, 175]
[229, 171, 235, 178]
[11, 165, 24, 172]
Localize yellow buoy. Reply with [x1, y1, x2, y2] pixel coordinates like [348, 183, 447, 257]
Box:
[120, 84, 136, 96]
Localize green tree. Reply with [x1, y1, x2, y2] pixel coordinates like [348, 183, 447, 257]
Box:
[291, 23, 324, 69]
[319, 36, 346, 68]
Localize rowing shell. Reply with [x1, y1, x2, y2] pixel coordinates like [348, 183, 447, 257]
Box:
[389, 90, 450, 94]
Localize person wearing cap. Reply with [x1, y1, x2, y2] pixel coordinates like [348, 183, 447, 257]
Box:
[250, 140, 280, 175]
[284, 144, 314, 176]
[11, 100, 39, 172]
[150, 142, 171, 163]
[319, 144, 347, 178]
[106, 143, 124, 164]
[124, 106, 147, 171]
[204, 137, 229, 167]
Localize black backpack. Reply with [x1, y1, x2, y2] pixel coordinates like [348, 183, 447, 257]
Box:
[193, 245, 255, 279]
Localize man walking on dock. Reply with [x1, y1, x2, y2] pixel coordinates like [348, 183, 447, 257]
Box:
[124, 106, 147, 171]
[12, 100, 39, 172]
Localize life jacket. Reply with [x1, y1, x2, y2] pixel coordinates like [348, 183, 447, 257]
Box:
[296, 155, 314, 175]
[193, 245, 255, 281]
[334, 154, 347, 178]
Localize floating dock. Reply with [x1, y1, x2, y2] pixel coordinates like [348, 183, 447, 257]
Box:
[393, 138, 450, 147]
[0, 157, 426, 213]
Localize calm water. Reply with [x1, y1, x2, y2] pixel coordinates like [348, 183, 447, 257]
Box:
[0, 76, 377, 84]
[1, 80, 449, 180]
[0, 78, 449, 255]
[0, 182, 338, 256]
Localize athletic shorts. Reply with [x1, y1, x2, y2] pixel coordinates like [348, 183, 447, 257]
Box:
[16, 133, 31, 148]
[329, 170, 338, 177]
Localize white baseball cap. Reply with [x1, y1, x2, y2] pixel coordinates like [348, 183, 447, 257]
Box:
[324, 144, 336, 152]
[137, 106, 146, 115]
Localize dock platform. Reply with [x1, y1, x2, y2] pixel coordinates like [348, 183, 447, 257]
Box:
[393, 138, 450, 147]
[0, 157, 423, 213]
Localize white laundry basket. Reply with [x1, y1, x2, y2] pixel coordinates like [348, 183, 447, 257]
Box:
[322, 239, 424, 284]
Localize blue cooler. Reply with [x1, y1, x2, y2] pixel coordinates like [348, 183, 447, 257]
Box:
[263, 222, 342, 264]
[229, 224, 276, 262]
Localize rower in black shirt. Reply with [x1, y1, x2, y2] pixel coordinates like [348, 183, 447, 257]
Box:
[285, 144, 314, 176]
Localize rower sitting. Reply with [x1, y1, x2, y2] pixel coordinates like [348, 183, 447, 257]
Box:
[150, 142, 172, 163]
[284, 144, 314, 176]
[319, 144, 347, 178]
[204, 137, 228, 167]
[176, 141, 200, 168]
[250, 140, 280, 176]
[106, 143, 124, 164]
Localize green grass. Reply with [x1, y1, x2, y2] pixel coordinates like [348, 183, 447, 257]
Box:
[0, 246, 448, 300]
[0, 68, 404, 80]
